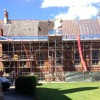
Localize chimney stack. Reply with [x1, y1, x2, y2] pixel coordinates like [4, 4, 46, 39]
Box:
[0, 29, 3, 36]
[4, 9, 8, 24]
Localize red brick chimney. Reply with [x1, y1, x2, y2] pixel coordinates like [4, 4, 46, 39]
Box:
[4, 9, 8, 24]
[0, 29, 3, 36]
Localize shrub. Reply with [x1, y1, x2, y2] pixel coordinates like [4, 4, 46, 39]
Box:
[15, 75, 38, 96]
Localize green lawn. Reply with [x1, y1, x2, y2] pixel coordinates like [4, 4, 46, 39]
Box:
[36, 82, 100, 100]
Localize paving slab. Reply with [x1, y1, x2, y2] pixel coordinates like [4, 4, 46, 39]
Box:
[3, 86, 35, 100]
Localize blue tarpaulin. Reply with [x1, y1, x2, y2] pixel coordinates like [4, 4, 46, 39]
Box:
[0, 34, 100, 41]
[63, 34, 100, 40]
[0, 36, 48, 41]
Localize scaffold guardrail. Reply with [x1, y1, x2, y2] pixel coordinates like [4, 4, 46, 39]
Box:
[48, 30, 62, 36]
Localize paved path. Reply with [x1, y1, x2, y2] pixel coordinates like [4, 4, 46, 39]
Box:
[4, 94, 34, 100]
[3, 86, 35, 100]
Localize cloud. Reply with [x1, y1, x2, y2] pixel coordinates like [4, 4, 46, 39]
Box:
[41, 0, 100, 19]
[55, 5, 98, 20]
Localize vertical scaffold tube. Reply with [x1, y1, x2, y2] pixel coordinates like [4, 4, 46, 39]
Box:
[23, 43, 29, 59]
[77, 35, 87, 71]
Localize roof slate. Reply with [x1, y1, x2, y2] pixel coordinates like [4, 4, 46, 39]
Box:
[2, 20, 39, 36]
[62, 19, 100, 35]
[39, 21, 54, 36]
[0, 19, 100, 36]
[0, 20, 54, 36]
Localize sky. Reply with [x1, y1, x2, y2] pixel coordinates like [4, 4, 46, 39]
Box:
[0, 0, 100, 20]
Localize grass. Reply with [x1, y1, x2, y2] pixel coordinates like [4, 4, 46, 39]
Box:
[36, 82, 100, 100]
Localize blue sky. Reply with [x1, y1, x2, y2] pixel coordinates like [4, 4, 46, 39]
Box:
[0, 0, 100, 20]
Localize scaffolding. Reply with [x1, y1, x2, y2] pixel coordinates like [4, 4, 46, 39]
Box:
[0, 27, 66, 81]
[48, 30, 64, 81]
[1, 28, 100, 82]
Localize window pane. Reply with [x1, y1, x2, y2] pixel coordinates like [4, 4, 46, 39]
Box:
[38, 51, 44, 66]
[92, 50, 99, 65]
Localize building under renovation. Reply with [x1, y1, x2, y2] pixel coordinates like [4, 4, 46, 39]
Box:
[0, 10, 100, 82]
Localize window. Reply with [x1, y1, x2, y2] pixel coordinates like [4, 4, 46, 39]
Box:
[92, 50, 99, 65]
[74, 51, 80, 64]
[56, 50, 62, 66]
[38, 51, 44, 66]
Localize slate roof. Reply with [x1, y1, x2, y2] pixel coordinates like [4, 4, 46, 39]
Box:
[39, 21, 54, 36]
[0, 20, 54, 36]
[62, 19, 100, 36]
[0, 19, 100, 37]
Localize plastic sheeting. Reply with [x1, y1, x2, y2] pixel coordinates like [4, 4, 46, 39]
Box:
[63, 34, 100, 41]
[0, 36, 48, 41]
[65, 71, 100, 82]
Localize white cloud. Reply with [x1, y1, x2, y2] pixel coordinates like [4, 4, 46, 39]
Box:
[55, 5, 98, 20]
[41, 0, 100, 19]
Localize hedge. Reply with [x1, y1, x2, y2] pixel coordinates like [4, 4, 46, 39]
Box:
[15, 75, 38, 96]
